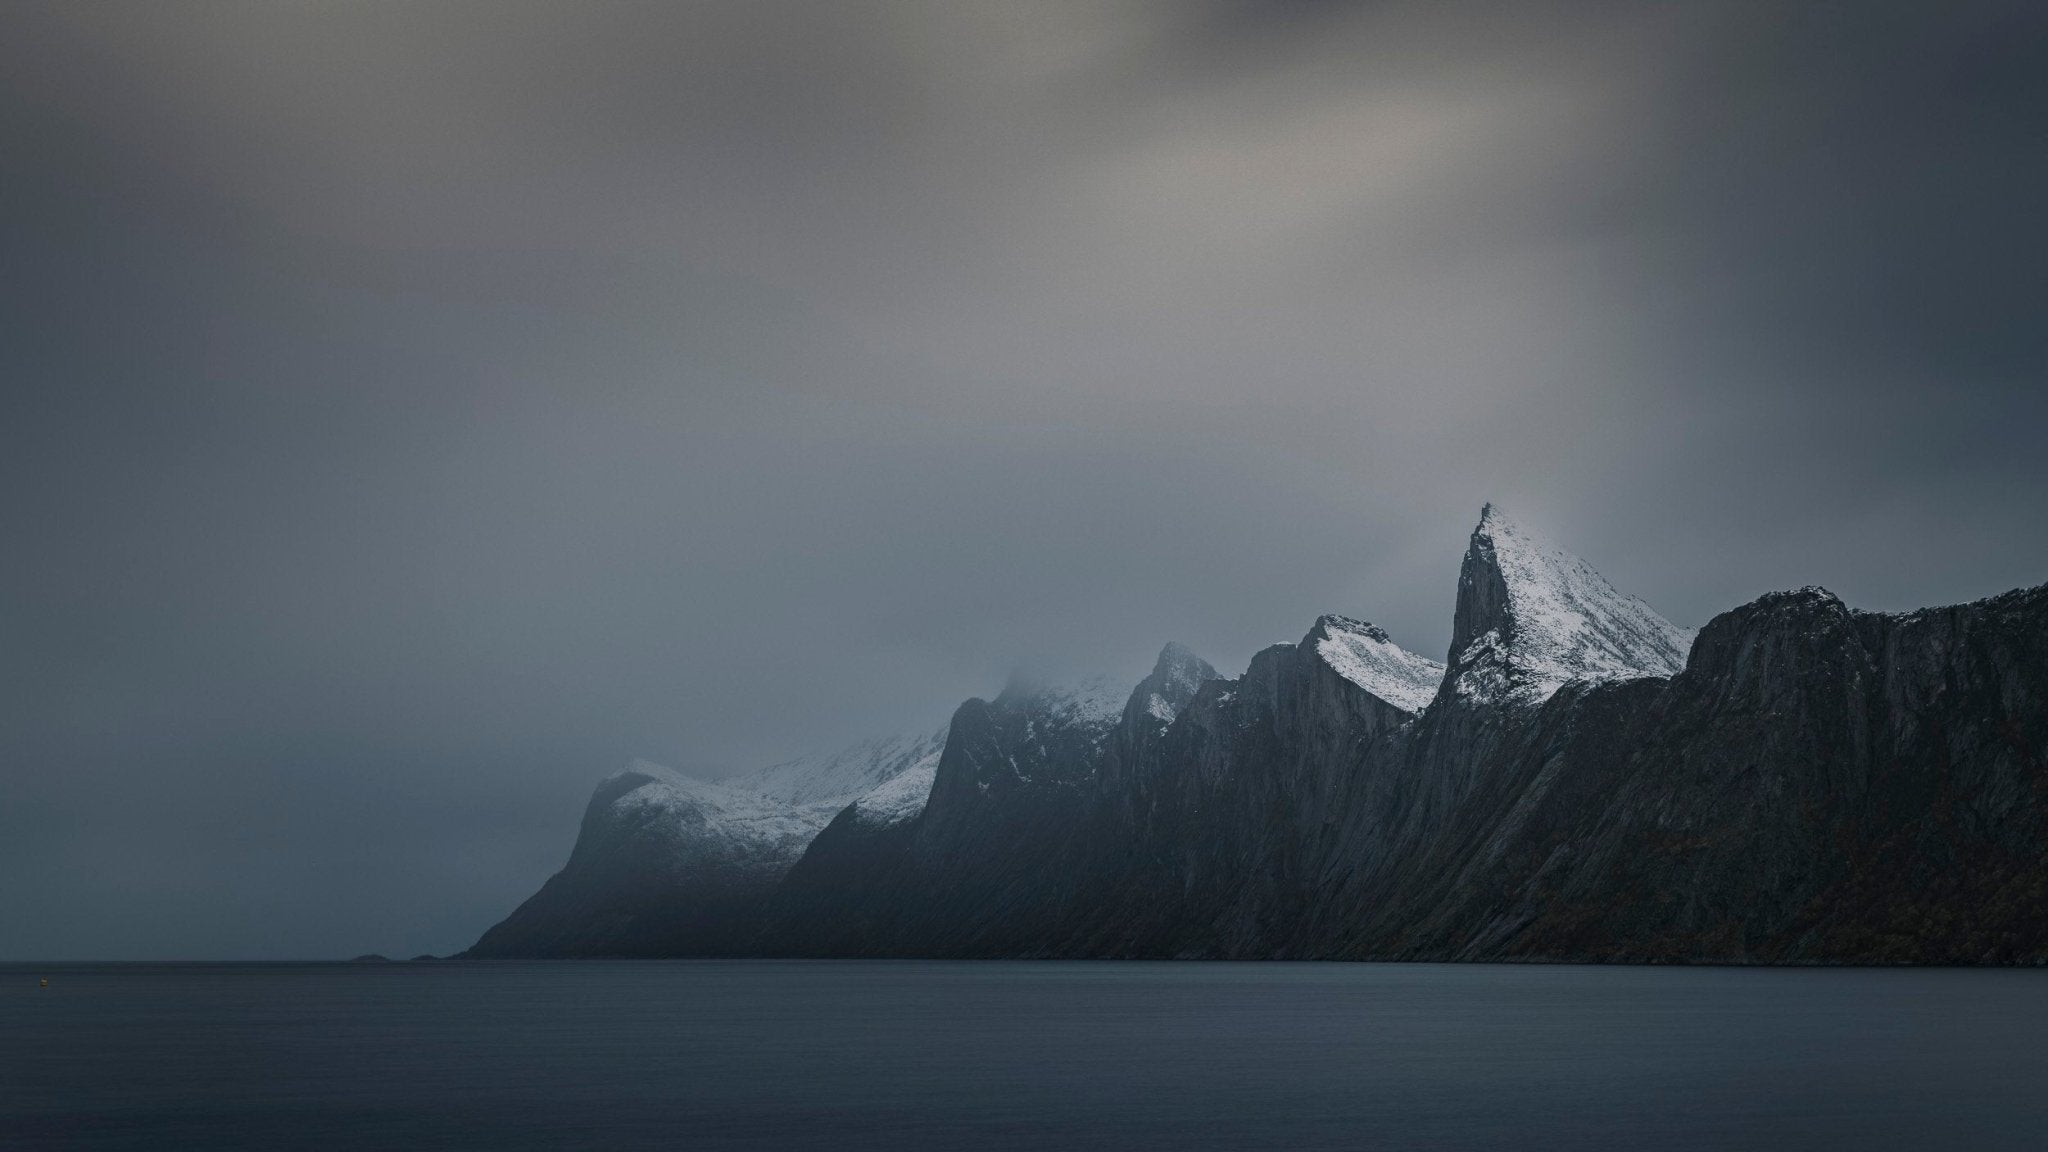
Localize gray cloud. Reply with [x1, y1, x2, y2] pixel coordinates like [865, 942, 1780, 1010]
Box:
[4, 0, 2044, 958]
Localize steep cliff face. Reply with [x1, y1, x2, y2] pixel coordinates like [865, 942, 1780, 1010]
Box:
[1022, 617, 1445, 958]
[769, 648, 1218, 956]
[1444, 504, 1694, 707]
[1315, 505, 1700, 926]
[1105, 642, 1217, 793]
[1362, 583, 2048, 963]
[916, 673, 1126, 843]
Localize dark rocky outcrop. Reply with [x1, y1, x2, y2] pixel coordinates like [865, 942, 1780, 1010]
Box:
[765, 657, 1212, 956]
[1359, 583, 2048, 963]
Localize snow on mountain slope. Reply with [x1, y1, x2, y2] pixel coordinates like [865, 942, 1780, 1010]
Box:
[1447, 504, 1694, 705]
[746, 728, 950, 808]
[1132, 642, 1215, 728]
[604, 760, 831, 868]
[845, 756, 941, 829]
[1033, 674, 1131, 730]
[1308, 615, 1445, 713]
[600, 726, 950, 872]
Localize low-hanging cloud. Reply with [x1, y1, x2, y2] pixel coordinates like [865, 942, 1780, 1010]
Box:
[3, 0, 2044, 958]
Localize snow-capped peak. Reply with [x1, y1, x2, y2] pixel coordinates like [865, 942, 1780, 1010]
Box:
[1128, 641, 1218, 730]
[1306, 615, 1445, 714]
[1446, 504, 1693, 705]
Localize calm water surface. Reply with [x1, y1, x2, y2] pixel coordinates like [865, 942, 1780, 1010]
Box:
[4, 961, 2046, 1150]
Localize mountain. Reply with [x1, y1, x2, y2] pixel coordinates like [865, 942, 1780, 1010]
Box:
[471, 505, 2048, 964]
[1035, 613, 1447, 957]
[1355, 582, 2048, 963]
[763, 651, 1217, 956]
[466, 727, 944, 957]
[1444, 503, 1694, 706]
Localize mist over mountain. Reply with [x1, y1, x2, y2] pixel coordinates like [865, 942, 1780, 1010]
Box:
[473, 507, 2048, 963]
[6, 2, 2046, 964]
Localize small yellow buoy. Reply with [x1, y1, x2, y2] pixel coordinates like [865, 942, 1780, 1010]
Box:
[39, 978, 48, 988]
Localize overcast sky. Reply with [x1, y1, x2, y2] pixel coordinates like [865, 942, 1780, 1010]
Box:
[4, 1, 2044, 959]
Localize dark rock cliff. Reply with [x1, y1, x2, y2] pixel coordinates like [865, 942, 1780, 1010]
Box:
[1357, 584, 2048, 963]
[473, 508, 2048, 964]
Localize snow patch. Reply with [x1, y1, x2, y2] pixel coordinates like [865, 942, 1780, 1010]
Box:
[1057, 675, 1133, 728]
[1310, 615, 1445, 713]
[599, 725, 950, 870]
[847, 753, 942, 829]
[747, 728, 950, 807]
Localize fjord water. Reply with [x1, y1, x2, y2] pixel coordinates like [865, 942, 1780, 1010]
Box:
[5, 962, 2046, 1150]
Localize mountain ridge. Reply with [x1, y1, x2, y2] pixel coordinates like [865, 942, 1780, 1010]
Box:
[468, 725, 946, 957]
[469, 506, 2048, 964]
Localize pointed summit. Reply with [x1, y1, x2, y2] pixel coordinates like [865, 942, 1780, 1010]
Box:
[1304, 615, 1444, 714]
[1126, 642, 1217, 729]
[1446, 504, 1693, 704]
